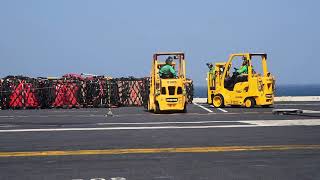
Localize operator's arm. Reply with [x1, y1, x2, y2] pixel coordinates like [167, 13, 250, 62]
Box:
[159, 67, 164, 76]
[236, 66, 248, 74]
[169, 66, 177, 77]
[209, 69, 215, 78]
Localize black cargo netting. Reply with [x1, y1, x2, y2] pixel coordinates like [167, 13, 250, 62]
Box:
[82, 77, 108, 108]
[186, 79, 194, 103]
[142, 78, 150, 108]
[0, 80, 2, 109]
[0, 75, 193, 109]
[114, 77, 149, 107]
[36, 78, 54, 108]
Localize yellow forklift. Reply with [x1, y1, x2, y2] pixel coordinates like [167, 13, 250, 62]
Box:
[207, 53, 275, 108]
[147, 52, 187, 113]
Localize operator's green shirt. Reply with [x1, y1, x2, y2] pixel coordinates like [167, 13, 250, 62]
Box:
[237, 65, 248, 74]
[159, 64, 177, 78]
[209, 68, 215, 79]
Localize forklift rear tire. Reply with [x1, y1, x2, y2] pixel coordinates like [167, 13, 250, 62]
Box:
[244, 98, 256, 108]
[213, 94, 225, 108]
[182, 103, 187, 113]
[154, 103, 161, 114]
[147, 100, 153, 112]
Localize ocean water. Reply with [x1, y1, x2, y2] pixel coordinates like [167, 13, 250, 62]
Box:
[194, 84, 320, 98]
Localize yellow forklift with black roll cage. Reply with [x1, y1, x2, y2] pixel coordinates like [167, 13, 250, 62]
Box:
[147, 52, 187, 113]
[207, 53, 275, 108]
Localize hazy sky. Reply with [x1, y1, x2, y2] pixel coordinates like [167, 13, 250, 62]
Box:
[0, 0, 319, 86]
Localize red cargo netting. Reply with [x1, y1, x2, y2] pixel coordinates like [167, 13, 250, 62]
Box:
[1, 76, 40, 109]
[51, 80, 80, 108]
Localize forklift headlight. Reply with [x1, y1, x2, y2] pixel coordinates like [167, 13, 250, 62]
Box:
[183, 89, 187, 95]
[155, 89, 160, 96]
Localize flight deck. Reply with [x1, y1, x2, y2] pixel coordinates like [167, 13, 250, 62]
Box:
[0, 101, 319, 180]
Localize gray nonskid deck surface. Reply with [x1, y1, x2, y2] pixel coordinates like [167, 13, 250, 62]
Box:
[0, 102, 319, 180]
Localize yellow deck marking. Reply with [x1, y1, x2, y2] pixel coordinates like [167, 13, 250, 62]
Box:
[0, 145, 319, 157]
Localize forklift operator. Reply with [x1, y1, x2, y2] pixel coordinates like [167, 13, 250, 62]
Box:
[206, 63, 215, 79]
[225, 57, 249, 90]
[159, 56, 177, 78]
[233, 57, 249, 85]
[236, 57, 249, 75]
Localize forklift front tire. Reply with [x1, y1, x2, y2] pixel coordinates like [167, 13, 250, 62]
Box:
[244, 98, 256, 108]
[213, 94, 225, 108]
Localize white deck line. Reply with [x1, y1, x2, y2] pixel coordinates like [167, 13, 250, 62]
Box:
[209, 105, 228, 113]
[217, 108, 228, 113]
[193, 102, 213, 113]
[193, 96, 320, 103]
[97, 120, 233, 125]
[1, 119, 320, 133]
